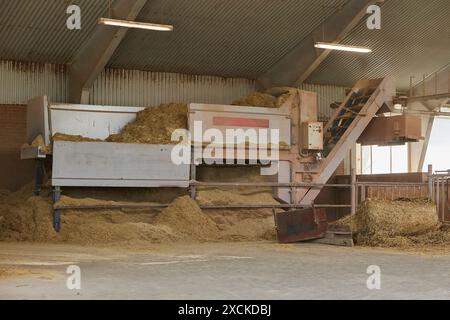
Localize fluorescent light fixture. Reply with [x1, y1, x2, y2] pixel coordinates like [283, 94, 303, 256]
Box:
[314, 42, 372, 53]
[98, 18, 173, 31]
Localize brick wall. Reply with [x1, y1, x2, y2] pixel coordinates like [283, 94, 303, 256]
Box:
[0, 104, 34, 191]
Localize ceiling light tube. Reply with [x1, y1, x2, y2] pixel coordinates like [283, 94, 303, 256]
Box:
[98, 18, 173, 31]
[314, 42, 372, 53]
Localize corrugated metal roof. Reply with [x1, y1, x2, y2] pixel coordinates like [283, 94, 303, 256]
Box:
[0, 0, 108, 64]
[108, 0, 349, 78]
[0, 0, 448, 90]
[307, 0, 450, 90]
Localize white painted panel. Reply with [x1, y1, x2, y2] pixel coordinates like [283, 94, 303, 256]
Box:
[52, 141, 189, 187]
[188, 103, 291, 147]
[50, 104, 144, 139]
[26, 96, 50, 144]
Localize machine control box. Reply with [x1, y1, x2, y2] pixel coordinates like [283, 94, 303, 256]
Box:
[302, 122, 323, 150]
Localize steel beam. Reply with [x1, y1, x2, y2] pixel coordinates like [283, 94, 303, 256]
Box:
[417, 115, 435, 172]
[407, 93, 450, 104]
[257, 0, 382, 89]
[68, 0, 148, 104]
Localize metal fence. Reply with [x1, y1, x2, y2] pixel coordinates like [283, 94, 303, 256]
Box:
[429, 170, 450, 222]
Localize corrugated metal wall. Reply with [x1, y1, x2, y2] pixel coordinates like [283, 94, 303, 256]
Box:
[0, 60, 346, 120]
[90, 68, 257, 107]
[300, 83, 347, 121]
[0, 61, 68, 104]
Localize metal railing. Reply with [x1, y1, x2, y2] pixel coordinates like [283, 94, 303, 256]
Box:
[189, 180, 353, 210]
[429, 171, 450, 222]
[53, 167, 449, 223]
[410, 63, 450, 97]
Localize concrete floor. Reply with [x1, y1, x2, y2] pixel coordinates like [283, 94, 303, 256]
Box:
[0, 241, 450, 300]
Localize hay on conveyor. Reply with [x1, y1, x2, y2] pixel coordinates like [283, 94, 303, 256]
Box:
[107, 103, 188, 144]
[334, 198, 445, 248]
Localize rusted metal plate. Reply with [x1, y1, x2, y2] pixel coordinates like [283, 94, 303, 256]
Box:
[358, 115, 422, 146]
[274, 208, 327, 243]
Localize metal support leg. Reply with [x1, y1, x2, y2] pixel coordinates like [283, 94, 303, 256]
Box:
[52, 186, 61, 232]
[34, 160, 44, 196]
[350, 169, 356, 215]
[441, 179, 445, 222]
[436, 178, 440, 221]
[190, 147, 197, 199]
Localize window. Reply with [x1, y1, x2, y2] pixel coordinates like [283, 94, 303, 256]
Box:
[423, 117, 450, 171]
[361, 144, 408, 174]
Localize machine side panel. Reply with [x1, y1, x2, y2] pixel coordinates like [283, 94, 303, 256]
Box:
[188, 103, 291, 147]
[26, 96, 50, 145]
[52, 141, 189, 187]
[50, 104, 145, 140]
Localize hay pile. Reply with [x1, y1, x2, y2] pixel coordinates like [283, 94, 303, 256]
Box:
[107, 103, 188, 144]
[53, 133, 102, 142]
[21, 134, 51, 153]
[46, 90, 295, 145]
[335, 198, 447, 248]
[196, 188, 278, 241]
[155, 196, 220, 241]
[50, 103, 187, 145]
[0, 184, 277, 246]
[196, 188, 278, 206]
[232, 92, 279, 108]
[0, 266, 52, 279]
[232, 88, 296, 108]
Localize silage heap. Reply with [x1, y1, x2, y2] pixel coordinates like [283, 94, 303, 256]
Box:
[107, 103, 188, 144]
[341, 198, 445, 248]
[0, 184, 277, 245]
[232, 92, 279, 108]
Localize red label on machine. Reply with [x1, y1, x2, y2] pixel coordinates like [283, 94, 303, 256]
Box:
[213, 116, 269, 128]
